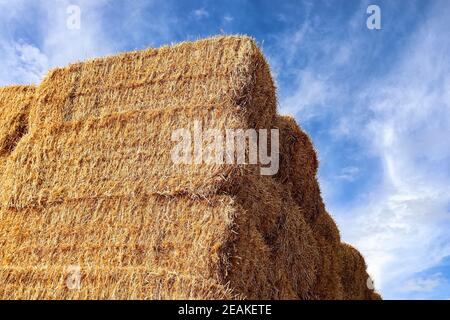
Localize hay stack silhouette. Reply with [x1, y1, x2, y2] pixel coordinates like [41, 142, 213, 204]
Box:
[0, 36, 380, 300]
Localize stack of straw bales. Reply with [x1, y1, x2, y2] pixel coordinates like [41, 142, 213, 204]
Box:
[0, 36, 380, 300]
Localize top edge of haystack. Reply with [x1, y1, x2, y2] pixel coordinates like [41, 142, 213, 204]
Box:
[0, 85, 35, 107]
[43, 35, 265, 78]
[0, 85, 35, 94]
[31, 34, 276, 129]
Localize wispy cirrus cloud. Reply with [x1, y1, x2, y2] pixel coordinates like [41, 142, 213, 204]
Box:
[333, 0, 450, 299]
[279, 71, 336, 119]
[400, 273, 443, 293]
[193, 8, 209, 19]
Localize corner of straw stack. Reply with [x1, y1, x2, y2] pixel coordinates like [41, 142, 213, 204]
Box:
[0, 85, 35, 156]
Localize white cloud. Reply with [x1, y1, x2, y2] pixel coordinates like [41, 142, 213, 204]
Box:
[193, 8, 209, 19]
[400, 274, 443, 293]
[279, 21, 311, 64]
[0, 40, 48, 85]
[337, 166, 360, 181]
[280, 71, 335, 119]
[224, 15, 234, 23]
[14, 42, 49, 83]
[0, 0, 114, 85]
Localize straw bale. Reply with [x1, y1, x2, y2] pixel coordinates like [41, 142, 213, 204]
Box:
[0, 196, 238, 277]
[275, 115, 381, 300]
[275, 115, 323, 223]
[0, 36, 380, 300]
[275, 115, 342, 299]
[225, 175, 319, 299]
[30, 36, 276, 131]
[339, 244, 381, 300]
[0, 266, 237, 300]
[0, 107, 255, 208]
[0, 175, 318, 299]
[306, 209, 341, 299]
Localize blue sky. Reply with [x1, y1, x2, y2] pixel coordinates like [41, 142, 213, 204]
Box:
[1, 0, 449, 299]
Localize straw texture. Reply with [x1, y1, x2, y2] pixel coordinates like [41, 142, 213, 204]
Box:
[0, 36, 379, 300]
[0, 86, 35, 178]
